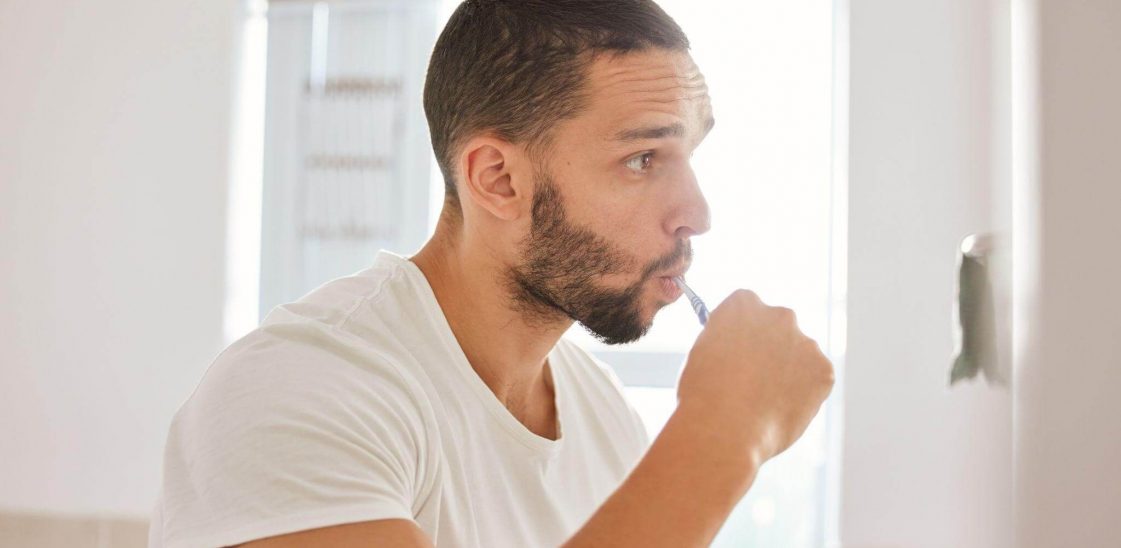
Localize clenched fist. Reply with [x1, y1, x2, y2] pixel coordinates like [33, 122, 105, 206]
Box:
[676, 289, 835, 465]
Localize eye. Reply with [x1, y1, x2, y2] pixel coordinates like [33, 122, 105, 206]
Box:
[625, 152, 655, 173]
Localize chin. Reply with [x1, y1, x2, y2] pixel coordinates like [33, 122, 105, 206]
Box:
[640, 300, 665, 326]
[646, 284, 675, 310]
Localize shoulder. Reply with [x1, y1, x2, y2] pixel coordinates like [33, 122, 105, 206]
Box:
[197, 317, 425, 411]
[167, 319, 440, 494]
[259, 258, 406, 331]
[158, 322, 441, 546]
[178, 318, 437, 455]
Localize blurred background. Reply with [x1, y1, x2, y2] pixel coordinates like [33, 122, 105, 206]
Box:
[1, 0, 1118, 546]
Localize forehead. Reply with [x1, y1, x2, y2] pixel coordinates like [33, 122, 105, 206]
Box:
[578, 49, 712, 139]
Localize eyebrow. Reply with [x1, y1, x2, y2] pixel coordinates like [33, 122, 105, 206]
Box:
[613, 117, 717, 142]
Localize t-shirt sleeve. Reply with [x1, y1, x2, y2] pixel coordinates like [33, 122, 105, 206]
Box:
[155, 324, 434, 548]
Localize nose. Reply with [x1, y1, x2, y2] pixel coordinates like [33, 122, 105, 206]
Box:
[666, 166, 711, 240]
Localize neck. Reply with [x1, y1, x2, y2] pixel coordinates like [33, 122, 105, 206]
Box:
[409, 219, 570, 416]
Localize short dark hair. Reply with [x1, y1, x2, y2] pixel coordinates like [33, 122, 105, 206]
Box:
[423, 0, 690, 211]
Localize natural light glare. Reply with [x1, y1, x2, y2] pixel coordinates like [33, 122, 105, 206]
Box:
[224, 1, 268, 345]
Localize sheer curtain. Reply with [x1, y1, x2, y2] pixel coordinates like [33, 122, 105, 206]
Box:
[258, 0, 441, 316]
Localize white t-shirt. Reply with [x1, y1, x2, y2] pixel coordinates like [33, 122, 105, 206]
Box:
[149, 250, 651, 548]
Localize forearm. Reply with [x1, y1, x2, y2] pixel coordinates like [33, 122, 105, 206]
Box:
[561, 405, 763, 548]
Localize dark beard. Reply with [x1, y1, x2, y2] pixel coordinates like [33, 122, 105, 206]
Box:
[506, 170, 691, 345]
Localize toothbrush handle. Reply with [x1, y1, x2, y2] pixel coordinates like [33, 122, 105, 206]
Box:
[690, 296, 709, 325]
[673, 276, 710, 326]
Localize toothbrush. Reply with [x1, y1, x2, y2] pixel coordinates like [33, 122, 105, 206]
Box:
[672, 276, 709, 326]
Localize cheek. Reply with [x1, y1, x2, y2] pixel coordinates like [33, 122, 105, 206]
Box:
[553, 161, 669, 264]
[589, 207, 665, 272]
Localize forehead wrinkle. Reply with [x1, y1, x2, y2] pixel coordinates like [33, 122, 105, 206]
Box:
[615, 88, 710, 100]
[603, 80, 710, 109]
[601, 70, 705, 85]
[597, 69, 709, 104]
[599, 59, 699, 75]
[600, 73, 708, 94]
[595, 57, 705, 88]
[612, 79, 708, 93]
[581, 53, 712, 143]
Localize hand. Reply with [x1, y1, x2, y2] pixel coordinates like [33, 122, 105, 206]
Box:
[676, 289, 835, 464]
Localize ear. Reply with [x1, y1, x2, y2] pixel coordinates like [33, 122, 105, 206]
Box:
[456, 136, 529, 222]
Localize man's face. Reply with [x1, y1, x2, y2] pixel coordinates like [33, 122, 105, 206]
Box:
[507, 49, 714, 344]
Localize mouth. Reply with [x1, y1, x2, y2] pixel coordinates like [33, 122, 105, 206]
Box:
[656, 275, 684, 302]
[654, 262, 690, 301]
[657, 261, 691, 282]
[646, 247, 693, 301]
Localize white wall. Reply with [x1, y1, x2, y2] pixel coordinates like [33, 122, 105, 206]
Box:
[842, 0, 1014, 547]
[1015, 0, 1121, 545]
[0, 0, 237, 517]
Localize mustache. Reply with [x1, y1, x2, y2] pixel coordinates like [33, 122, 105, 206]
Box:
[639, 240, 693, 281]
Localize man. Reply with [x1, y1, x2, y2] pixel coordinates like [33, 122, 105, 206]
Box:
[150, 1, 834, 546]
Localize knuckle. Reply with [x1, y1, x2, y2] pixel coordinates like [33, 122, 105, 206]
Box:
[775, 306, 796, 323]
[821, 362, 836, 385]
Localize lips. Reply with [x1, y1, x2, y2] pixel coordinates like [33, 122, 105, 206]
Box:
[657, 276, 684, 301]
[660, 266, 689, 282]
